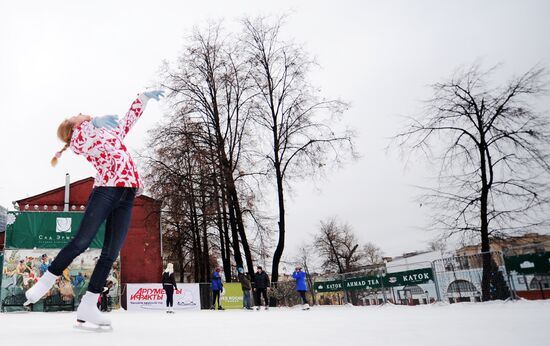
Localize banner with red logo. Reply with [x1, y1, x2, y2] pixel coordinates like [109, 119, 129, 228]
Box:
[126, 283, 200, 311]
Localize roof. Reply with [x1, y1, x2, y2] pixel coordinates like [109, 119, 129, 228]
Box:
[386, 251, 443, 272]
[16, 176, 161, 206]
[16, 177, 95, 204]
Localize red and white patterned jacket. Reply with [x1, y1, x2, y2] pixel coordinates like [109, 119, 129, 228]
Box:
[70, 94, 150, 194]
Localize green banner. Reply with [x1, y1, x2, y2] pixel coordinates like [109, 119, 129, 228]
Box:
[385, 268, 434, 286]
[345, 276, 383, 290]
[504, 253, 550, 275]
[314, 268, 434, 292]
[314, 280, 344, 292]
[220, 283, 243, 309]
[6, 212, 105, 249]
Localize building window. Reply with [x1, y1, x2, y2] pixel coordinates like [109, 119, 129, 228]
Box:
[530, 275, 550, 290]
[448, 280, 477, 293]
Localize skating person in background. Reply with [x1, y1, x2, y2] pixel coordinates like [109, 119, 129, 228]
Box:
[253, 266, 270, 310]
[98, 280, 113, 312]
[211, 267, 224, 310]
[39, 254, 50, 276]
[162, 263, 177, 313]
[237, 267, 253, 310]
[73, 272, 85, 289]
[24, 89, 164, 330]
[292, 266, 310, 310]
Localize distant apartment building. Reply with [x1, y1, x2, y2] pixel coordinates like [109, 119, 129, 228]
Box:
[457, 233, 550, 256]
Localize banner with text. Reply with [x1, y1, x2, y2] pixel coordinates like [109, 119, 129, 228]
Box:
[126, 283, 201, 311]
[220, 283, 244, 309]
[385, 268, 434, 286]
[314, 268, 434, 292]
[5, 212, 105, 249]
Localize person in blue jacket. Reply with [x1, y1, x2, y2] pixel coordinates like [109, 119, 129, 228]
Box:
[292, 266, 309, 308]
[211, 267, 224, 310]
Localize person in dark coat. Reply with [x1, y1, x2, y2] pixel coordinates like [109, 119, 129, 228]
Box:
[162, 263, 178, 313]
[237, 267, 253, 310]
[211, 267, 224, 310]
[98, 280, 114, 312]
[253, 266, 270, 310]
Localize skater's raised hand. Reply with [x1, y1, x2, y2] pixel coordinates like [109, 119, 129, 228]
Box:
[92, 115, 119, 130]
[143, 89, 165, 101]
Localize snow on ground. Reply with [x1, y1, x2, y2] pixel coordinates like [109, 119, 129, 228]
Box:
[0, 300, 549, 346]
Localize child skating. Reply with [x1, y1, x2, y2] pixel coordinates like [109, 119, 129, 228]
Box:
[24, 89, 164, 331]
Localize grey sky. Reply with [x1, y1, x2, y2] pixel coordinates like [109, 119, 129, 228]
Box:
[1, 0, 549, 259]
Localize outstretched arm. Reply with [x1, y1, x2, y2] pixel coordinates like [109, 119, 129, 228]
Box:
[114, 90, 164, 140]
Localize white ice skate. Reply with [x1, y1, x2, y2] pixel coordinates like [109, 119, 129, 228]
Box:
[74, 292, 112, 332]
[302, 303, 310, 310]
[24, 271, 58, 306]
[166, 307, 175, 314]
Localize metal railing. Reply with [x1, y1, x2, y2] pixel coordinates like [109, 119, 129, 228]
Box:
[312, 241, 550, 306]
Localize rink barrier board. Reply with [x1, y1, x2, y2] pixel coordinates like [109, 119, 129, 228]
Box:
[1, 248, 120, 312]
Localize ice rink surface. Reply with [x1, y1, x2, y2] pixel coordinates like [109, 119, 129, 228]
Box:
[0, 300, 548, 346]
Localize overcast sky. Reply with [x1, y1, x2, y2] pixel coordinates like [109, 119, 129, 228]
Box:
[1, 0, 549, 259]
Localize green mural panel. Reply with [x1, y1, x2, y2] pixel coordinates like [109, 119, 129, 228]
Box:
[6, 212, 105, 249]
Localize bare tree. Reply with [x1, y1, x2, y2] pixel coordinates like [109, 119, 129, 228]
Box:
[363, 242, 383, 266]
[293, 243, 317, 305]
[394, 64, 550, 300]
[160, 23, 260, 278]
[314, 218, 365, 273]
[427, 239, 447, 256]
[144, 119, 217, 282]
[242, 16, 356, 283]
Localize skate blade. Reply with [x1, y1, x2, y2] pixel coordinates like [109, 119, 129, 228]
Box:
[74, 320, 113, 333]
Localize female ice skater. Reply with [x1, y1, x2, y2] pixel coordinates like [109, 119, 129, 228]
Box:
[162, 263, 177, 313]
[24, 89, 164, 329]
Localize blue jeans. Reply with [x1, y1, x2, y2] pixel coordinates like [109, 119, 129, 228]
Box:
[243, 289, 251, 308]
[48, 187, 136, 294]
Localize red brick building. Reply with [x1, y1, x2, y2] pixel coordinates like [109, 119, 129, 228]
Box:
[13, 176, 163, 286]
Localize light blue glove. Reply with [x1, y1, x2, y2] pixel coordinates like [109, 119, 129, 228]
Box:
[143, 89, 165, 101]
[92, 115, 119, 130]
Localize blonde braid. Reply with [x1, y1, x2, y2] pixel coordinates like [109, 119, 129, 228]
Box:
[51, 143, 70, 167]
[52, 119, 74, 167]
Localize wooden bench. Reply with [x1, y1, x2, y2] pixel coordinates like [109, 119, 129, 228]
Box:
[1, 293, 32, 312]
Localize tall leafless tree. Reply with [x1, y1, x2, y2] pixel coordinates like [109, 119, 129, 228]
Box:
[160, 23, 260, 278]
[394, 64, 550, 300]
[294, 243, 317, 305]
[144, 119, 217, 282]
[242, 16, 356, 283]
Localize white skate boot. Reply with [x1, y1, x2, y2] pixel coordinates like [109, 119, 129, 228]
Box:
[75, 292, 112, 332]
[24, 270, 58, 306]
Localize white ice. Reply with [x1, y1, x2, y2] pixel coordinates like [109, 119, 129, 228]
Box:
[0, 300, 548, 346]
